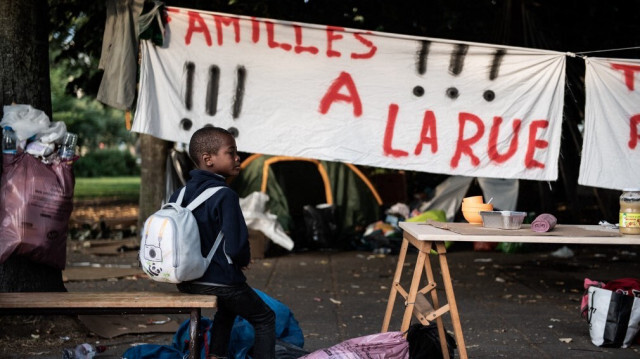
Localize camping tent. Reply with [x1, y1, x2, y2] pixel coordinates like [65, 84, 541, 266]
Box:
[230, 154, 383, 245]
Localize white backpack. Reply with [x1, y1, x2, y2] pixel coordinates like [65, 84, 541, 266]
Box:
[140, 186, 224, 283]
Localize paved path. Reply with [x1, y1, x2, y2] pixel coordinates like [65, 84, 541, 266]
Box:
[6, 241, 640, 358]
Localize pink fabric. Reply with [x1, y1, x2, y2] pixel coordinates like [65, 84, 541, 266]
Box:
[302, 331, 409, 359]
[581, 278, 605, 318]
[531, 213, 557, 232]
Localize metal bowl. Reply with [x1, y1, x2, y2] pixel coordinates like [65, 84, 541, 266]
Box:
[480, 211, 526, 229]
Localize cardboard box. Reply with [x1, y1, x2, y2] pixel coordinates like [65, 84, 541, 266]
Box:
[248, 229, 268, 259]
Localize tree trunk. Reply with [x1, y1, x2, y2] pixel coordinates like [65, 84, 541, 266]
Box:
[0, 0, 52, 118]
[137, 134, 171, 244]
[0, 0, 64, 292]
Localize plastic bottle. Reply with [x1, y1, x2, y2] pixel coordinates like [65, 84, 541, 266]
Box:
[2, 126, 18, 154]
[620, 189, 640, 235]
[59, 132, 78, 160]
[61, 343, 105, 359]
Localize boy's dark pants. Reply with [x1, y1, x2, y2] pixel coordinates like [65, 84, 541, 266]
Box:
[178, 282, 276, 359]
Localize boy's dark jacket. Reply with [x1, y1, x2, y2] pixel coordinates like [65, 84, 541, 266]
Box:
[169, 169, 250, 285]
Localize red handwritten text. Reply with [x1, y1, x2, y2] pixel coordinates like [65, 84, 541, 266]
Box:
[611, 63, 640, 91]
[383, 104, 550, 170]
[630, 114, 640, 149]
[177, 8, 377, 59]
[318, 72, 363, 117]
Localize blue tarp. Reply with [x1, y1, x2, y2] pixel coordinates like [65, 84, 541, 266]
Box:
[122, 288, 304, 359]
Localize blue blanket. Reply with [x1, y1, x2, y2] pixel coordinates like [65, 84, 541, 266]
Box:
[122, 288, 304, 359]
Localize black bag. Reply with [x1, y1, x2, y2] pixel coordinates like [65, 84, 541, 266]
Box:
[406, 323, 456, 359]
[303, 204, 337, 249]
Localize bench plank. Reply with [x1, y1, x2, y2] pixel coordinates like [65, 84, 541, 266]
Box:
[0, 292, 215, 359]
[0, 292, 216, 309]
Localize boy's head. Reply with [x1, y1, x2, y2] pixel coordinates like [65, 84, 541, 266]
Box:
[189, 127, 241, 177]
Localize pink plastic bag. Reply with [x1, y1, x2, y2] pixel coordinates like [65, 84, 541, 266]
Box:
[0, 153, 74, 269]
[301, 331, 409, 359]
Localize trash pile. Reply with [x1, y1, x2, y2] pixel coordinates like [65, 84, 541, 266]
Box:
[0, 104, 78, 270]
[357, 203, 446, 254]
[1, 104, 78, 162]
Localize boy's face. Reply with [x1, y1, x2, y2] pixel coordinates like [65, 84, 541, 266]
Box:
[201, 134, 241, 177]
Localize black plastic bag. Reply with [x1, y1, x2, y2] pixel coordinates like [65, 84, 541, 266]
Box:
[275, 339, 310, 359]
[406, 323, 456, 359]
[303, 204, 337, 249]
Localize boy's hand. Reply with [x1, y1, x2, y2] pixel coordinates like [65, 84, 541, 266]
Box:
[241, 259, 255, 270]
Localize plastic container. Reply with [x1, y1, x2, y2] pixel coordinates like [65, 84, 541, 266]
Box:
[462, 196, 483, 204]
[480, 211, 526, 229]
[2, 126, 18, 154]
[461, 203, 493, 224]
[620, 189, 640, 235]
[61, 343, 106, 359]
[59, 132, 78, 160]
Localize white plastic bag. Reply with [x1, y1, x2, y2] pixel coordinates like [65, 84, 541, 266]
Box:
[36, 121, 67, 144]
[0, 104, 51, 140]
[239, 191, 294, 251]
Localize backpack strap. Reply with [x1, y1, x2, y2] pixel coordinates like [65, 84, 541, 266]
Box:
[184, 186, 226, 263]
[206, 231, 224, 262]
[185, 186, 225, 211]
[175, 187, 186, 205]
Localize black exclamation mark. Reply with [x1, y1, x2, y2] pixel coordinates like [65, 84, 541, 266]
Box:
[206, 65, 220, 116]
[446, 44, 468, 99]
[180, 61, 196, 131]
[413, 40, 431, 97]
[232, 66, 246, 119]
[448, 44, 468, 75]
[484, 49, 506, 102]
[184, 62, 195, 110]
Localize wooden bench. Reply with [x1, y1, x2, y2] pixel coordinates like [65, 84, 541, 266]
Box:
[0, 291, 216, 359]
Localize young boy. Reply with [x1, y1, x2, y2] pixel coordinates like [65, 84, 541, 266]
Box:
[173, 127, 275, 359]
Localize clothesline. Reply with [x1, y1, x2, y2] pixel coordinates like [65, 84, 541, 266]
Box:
[575, 45, 640, 56]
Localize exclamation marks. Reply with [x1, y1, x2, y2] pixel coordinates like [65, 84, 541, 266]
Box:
[180, 62, 247, 137]
[413, 42, 508, 103]
[484, 49, 506, 102]
[206, 65, 220, 116]
[180, 62, 196, 131]
[413, 40, 431, 97]
[232, 66, 246, 119]
[448, 44, 468, 75]
[446, 44, 468, 99]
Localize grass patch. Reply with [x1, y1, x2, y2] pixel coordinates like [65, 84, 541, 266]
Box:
[74, 176, 140, 202]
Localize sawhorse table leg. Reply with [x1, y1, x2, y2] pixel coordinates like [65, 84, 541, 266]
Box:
[381, 233, 468, 359]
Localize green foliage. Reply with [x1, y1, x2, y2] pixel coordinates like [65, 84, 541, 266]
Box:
[49, 1, 106, 96]
[74, 176, 140, 201]
[73, 149, 140, 177]
[50, 64, 136, 151]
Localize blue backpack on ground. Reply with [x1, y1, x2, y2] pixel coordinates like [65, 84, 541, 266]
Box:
[120, 344, 184, 359]
[122, 289, 305, 359]
[173, 288, 305, 358]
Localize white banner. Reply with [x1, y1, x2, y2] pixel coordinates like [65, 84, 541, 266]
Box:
[132, 7, 567, 180]
[580, 57, 640, 190]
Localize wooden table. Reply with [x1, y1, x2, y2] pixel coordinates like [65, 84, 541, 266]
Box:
[381, 222, 640, 359]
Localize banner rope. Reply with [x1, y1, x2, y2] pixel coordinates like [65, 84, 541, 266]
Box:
[575, 46, 640, 56]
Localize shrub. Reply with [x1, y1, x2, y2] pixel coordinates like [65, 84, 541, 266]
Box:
[73, 149, 140, 177]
